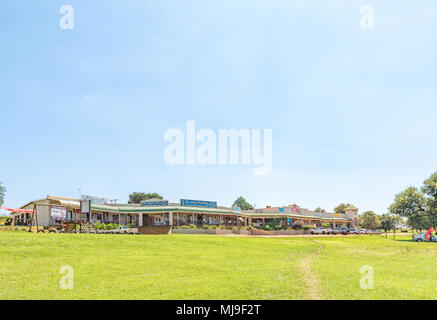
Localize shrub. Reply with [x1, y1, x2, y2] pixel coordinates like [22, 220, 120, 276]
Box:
[93, 223, 121, 230]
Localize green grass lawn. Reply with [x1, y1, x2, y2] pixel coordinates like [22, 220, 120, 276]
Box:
[0, 231, 436, 300]
[312, 236, 437, 299]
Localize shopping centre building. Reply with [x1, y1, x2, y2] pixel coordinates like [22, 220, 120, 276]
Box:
[11, 195, 359, 229]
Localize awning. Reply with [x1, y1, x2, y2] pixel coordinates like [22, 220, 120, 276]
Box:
[52, 199, 80, 208]
[1, 206, 38, 214]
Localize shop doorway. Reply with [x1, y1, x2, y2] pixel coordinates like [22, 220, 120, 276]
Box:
[142, 214, 154, 227]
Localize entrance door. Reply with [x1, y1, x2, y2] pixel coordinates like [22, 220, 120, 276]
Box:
[143, 214, 153, 227]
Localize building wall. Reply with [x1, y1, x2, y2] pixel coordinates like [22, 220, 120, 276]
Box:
[37, 204, 50, 226]
[18, 199, 51, 226]
[344, 210, 359, 226]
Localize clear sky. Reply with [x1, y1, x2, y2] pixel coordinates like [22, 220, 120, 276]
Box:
[1, 0, 436, 214]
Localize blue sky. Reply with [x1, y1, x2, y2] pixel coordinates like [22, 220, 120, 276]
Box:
[1, 0, 436, 213]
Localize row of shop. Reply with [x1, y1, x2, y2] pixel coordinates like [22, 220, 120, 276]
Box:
[10, 195, 359, 228]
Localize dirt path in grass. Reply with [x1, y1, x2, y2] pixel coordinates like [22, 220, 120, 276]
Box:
[300, 238, 323, 300]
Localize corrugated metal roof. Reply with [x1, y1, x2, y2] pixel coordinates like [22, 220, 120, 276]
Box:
[55, 199, 80, 208]
[13, 196, 354, 222]
[88, 204, 352, 221]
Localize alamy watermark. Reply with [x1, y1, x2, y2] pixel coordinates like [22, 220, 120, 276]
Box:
[59, 5, 74, 30]
[360, 5, 374, 30]
[360, 265, 374, 289]
[164, 121, 272, 175]
[58, 5, 373, 31]
[59, 265, 74, 289]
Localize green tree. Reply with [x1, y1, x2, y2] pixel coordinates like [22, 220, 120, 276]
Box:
[389, 186, 429, 230]
[358, 211, 381, 230]
[315, 207, 324, 212]
[406, 211, 430, 231]
[422, 171, 437, 227]
[0, 182, 5, 207]
[128, 192, 163, 204]
[380, 213, 401, 232]
[232, 196, 252, 210]
[422, 172, 437, 198]
[334, 203, 351, 214]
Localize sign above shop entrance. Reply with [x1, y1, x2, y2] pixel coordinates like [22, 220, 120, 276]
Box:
[180, 199, 217, 208]
[140, 200, 169, 207]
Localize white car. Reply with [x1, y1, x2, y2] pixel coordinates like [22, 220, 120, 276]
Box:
[323, 228, 333, 234]
[412, 233, 437, 242]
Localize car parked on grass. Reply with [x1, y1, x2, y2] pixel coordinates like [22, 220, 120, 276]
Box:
[412, 233, 437, 242]
[359, 229, 368, 234]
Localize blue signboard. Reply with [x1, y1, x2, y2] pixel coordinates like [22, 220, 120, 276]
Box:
[233, 206, 241, 212]
[180, 199, 217, 208]
[140, 200, 169, 207]
[279, 208, 285, 213]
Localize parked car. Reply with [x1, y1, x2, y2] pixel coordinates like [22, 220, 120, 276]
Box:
[311, 227, 325, 235]
[412, 233, 437, 242]
[359, 229, 368, 234]
[332, 227, 348, 235]
[330, 228, 341, 235]
[322, 228, 333, 234]
[348, 228, 358, 234]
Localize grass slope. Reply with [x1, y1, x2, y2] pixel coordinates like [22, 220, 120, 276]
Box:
[0, 232, 315, 299]
[312, 236, 437, 299]
[1, 232, 436, 300]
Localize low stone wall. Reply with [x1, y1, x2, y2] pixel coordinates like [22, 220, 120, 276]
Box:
[172, 228, 234, 235]
[269, 230, 312, 235]
[138, 226, 172, 235]
[171, 228, 312, 236]
[217, 229, 234, 235]
[249, 228, 274, 236]
[98, 228, 139, 234]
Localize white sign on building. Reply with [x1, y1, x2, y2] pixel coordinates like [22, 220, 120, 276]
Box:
[51, 206, 67, 221]
[81, 194, 109, 205]
[80, 200, 91, 214]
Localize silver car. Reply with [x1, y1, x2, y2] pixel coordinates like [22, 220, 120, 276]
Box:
[412, 233, 437, 242]
[323, 228, 333, 234]
[311, 227, 325, 234]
